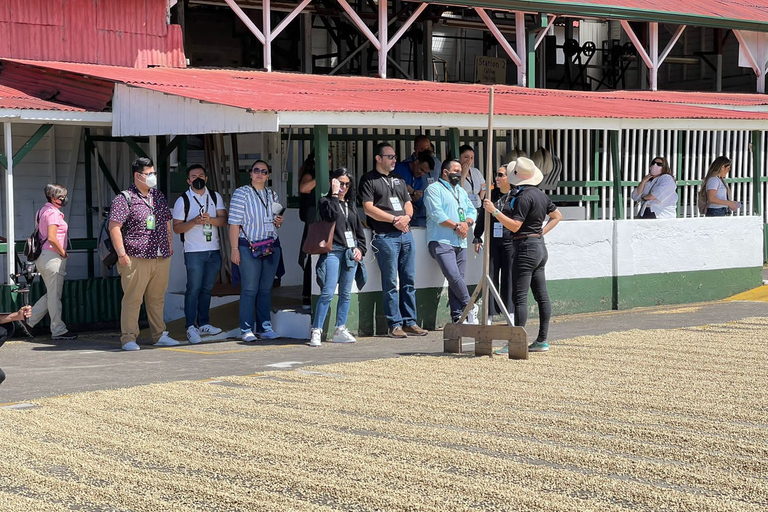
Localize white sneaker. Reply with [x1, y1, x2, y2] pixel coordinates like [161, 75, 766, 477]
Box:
[187, 326, 202, 344]
[241, 330, 258, 342]
[332, 326, 356, 343]
[259, 322, 280, 340]
[198, 324, 222, 336]
[154, 332, 180, 346]
[122, 341, 140, 351]
[309, 328, 322, 347]
[465, 304, 479, 325]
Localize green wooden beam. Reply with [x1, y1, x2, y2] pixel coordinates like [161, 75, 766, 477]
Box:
[753, 131, 762, 217]
[13, 124, 52, 167]
[447, 128, 460, 160]
[0, 153, 6, 169]
[123, 137, 149, 160]
[84, 129, 95, 278]
[313, 125, 329, 222]
[527, 32, 536, 89]
[609, 131, 623, 219]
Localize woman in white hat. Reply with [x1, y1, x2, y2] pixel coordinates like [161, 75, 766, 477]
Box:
[482, 157, 562, 352]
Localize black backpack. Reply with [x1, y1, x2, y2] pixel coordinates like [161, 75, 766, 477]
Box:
[23, 210, 48, 262]
[100, 191, 132, 268]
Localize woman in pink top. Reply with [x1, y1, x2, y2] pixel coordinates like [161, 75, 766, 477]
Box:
[28, 184, 77, 340]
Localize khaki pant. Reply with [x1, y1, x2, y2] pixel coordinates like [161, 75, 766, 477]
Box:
[29, 249, 68, 336]
[117, 256, 171, 344]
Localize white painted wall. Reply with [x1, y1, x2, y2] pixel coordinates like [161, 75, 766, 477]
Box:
[308, 216, 762, 296]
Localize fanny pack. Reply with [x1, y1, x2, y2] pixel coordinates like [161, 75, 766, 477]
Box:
[239, 227, 275, 258]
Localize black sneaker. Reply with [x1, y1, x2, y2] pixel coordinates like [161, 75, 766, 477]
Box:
[52, 331, 78, 341]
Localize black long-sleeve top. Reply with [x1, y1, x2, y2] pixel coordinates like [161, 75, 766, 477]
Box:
[318, 195, 368, 256]
[473, 186, 518, 243]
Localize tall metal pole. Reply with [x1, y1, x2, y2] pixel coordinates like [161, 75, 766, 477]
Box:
[481, 87, 494, 325]
[4, 122, 14, 283]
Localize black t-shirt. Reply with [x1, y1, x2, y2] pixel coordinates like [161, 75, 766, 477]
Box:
[510, 186, 557, 237]
[473, 186, 518, 243]
[359, 169, 411, 234]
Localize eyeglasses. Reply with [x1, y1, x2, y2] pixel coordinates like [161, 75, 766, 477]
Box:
[251, 168, 269, 175]
[380, 154, 397, 160]
[338, 181, 350, 188]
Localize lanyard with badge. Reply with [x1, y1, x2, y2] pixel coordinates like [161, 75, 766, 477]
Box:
[384, 176, 403, 212]
[339, 201, 357, 248]
[441, 181, 466, 223]
[251, 186, 275, 235]
[138, 191, 156, 230]
[193, 193, 213, 242]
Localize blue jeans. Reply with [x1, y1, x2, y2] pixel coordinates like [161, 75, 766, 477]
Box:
[371, 231, 417, 328]
[428, 241, 469, 322]
[512, 238, 551, 342]
[184, 250, 222, 328]
[238, 245, 281, 333]
[706, 207, 728, 217]
[312, 249, 357, 329]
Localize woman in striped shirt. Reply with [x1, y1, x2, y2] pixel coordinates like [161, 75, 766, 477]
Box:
[229, 160, 284, 341]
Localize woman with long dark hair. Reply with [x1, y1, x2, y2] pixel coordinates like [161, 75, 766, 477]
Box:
[631, 156, 678, 219]
[310, 167, 367, 347]
[698, 156, 741, 216]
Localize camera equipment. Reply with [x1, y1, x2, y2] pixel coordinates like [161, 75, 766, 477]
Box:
[8, 259, 39, 337]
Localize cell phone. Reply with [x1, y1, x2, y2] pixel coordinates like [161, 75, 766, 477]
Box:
[277, 207, 287, 216]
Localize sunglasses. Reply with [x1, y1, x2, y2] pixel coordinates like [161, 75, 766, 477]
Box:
[380, 154, 397, 160]
[338, 181, 350, 188]
[496, 172, 507, 177]
[251, 168, 269, 175]
[652, 161, 663, 166]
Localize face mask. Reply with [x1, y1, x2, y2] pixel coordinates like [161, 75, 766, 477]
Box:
[192, 177, 206, 190]
[58, 196, 68, 207]
[447, 173, 461, 186]
[649, 164, 662, 176]
[143, 174, 158, 188]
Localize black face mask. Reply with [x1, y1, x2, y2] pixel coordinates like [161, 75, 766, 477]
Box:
[192, 178, 206, 190]
[447, 173, 461, 186]
[58, 196, 68, 207]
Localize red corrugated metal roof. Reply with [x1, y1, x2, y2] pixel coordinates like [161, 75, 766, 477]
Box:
[0, 83, 87, 111]
[6, 59, 768, 122]
[0, 0, 185, 68]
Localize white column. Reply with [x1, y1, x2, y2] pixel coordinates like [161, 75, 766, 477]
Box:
[378, 0, 388, 78]
[649, 22, 659, 91]
[515, 12, 527, 86]
[4, 122, 14, 283]
[263, 0, 272, 72]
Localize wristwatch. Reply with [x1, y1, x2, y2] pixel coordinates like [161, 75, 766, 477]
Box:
[492, 209, 501, 217]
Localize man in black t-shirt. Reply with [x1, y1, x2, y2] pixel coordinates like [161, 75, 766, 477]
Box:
[359, 142, 428, 338]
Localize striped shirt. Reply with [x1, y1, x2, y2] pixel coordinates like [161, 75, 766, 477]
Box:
[228, 185, 279, 242]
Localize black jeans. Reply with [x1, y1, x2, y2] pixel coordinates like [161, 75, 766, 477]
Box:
[512, 237, 551, 342]
[489, 239, 515, 316]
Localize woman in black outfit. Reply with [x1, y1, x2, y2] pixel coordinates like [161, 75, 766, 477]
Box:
[483, 157, 562, 353]
[473, 165, 517, 323]
[309, 167, 367, 347]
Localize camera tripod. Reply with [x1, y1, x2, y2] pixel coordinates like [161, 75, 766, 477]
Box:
[8, 257, 39, 338]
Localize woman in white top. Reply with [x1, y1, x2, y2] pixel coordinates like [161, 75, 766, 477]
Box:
[631, 156, 678, 219]
[698, 156, 741, 217]
[458, 145, 486, 209]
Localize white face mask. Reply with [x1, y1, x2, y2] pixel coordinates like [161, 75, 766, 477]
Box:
[649, 164, 662, 176]
[143, 173, 158, 188]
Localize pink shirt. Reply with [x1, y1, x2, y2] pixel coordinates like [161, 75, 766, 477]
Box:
[37, 202, 68, 252]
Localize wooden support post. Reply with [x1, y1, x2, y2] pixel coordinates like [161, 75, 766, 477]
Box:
[448, 127, 460, 160]
[610, 131, 623, 219]
[84, 129, 94, 277]
[752, 130, 762, 216]
[313, 125, 330, 220]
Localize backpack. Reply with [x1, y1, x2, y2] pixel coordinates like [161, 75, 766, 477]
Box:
[100, 191, 132, 268]
[23, 210, 48, 262]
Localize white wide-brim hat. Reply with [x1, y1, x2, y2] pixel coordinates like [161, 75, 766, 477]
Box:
[507, 157, 543, 186]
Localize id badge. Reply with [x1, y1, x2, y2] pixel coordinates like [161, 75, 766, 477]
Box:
[265, 220, 275, 235]
[458, 207, 466, 222]
[426, 177, 435, 185]
[344, 230, 356, 248]
[468, 193, 481, 208]
[146, 214, 156, 231]
[389, 196, 403, 212]
[493, 222, 503, 238]
[202, 223, 213, 242]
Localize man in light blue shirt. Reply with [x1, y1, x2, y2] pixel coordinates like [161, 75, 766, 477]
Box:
[424, 159, 478, 324]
